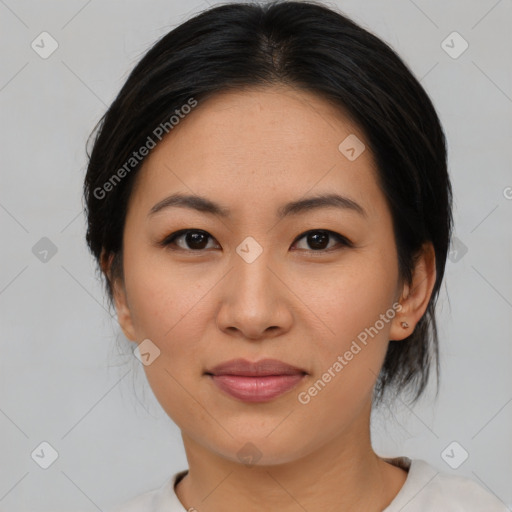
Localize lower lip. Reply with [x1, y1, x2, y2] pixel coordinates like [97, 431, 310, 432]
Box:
[209, 374, 305, 402]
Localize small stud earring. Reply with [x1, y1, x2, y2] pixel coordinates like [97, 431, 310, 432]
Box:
[401, 321, 409, 329]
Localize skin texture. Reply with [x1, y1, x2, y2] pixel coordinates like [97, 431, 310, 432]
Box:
[104, 85, 436, 511]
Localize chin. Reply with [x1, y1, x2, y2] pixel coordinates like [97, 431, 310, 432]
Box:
[210, 434, 310, 468]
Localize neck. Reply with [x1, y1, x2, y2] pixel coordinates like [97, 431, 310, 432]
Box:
[175, 402, 407, 512]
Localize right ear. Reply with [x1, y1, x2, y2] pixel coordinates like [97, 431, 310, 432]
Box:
[100, 249, 137, 341]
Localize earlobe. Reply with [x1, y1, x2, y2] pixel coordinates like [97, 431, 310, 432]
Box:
[112, 280, 137, 342]
[390, 243, 437, 341]
[100, 249, 137, 342]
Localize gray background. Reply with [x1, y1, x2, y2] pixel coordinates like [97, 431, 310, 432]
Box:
[1, 0, 511, 510]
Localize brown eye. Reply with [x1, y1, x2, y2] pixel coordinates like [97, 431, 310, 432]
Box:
[161, 230, 218, 251]
[305, 231, 330, 250]
[292, 230, 352, 251]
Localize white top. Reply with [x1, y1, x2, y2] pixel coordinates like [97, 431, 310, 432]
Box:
[110, 457, 509, 511]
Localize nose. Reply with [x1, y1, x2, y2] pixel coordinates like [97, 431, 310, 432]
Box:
[215, 248, 294, 341]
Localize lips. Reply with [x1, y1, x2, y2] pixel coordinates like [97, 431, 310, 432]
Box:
[205, 358, 307, 403]
[207, 358, 307, 377]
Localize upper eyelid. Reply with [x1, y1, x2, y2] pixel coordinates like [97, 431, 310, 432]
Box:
[160, 229, 218, 248]
[291, 230, 349, 243]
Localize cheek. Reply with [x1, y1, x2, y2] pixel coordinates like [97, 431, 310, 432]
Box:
[297, 251, 398, 342]
[295, 249, 399, 394]
[124, 258, 212, 429]
[294, 273, 396, 429]
[122, 253, 211, 383]
[124, 249, 212, 341]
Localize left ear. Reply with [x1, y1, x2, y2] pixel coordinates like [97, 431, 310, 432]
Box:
[389, 242, 437, 341]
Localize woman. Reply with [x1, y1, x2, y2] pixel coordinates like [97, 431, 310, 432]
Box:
[83, 1, 508, 510]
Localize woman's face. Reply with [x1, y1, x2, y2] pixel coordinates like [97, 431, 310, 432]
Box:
[113, 86, 409, 465]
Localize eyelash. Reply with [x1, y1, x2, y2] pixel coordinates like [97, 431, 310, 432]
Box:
[158, 229, 353, 253]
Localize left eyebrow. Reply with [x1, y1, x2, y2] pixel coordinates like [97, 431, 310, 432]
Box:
[147, 192, 367, 219]
[277, 193, 367, 219]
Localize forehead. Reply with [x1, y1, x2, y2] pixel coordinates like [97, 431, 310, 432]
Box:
[167, 85, 364, 157]
[129, 86, 383, 219]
